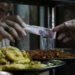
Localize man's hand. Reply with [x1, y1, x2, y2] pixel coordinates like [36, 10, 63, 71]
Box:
[0, 15, 26, 42]
[53, 20, 75, 43]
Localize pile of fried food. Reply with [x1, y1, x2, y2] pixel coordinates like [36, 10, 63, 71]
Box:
[0, 46, 47, 70]
[26, 49, 75, 59]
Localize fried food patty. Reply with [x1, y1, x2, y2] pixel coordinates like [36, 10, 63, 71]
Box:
[6, 46, 30, 63]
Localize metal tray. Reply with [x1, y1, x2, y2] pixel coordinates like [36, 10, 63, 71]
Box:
[32, 57, 75, 61]
[32, 48, 75, 61]
[52, 57, 75, 60]
[4, 60, 65, 75]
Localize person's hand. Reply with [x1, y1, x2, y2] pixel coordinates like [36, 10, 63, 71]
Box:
[53, 19, 75, 43]
[0, 15, 26, 42]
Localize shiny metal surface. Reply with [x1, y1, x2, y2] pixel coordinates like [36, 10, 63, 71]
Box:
[0, 71, 13, 75]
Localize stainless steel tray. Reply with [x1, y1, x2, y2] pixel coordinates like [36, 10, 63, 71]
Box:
[4, 60, 65, 75]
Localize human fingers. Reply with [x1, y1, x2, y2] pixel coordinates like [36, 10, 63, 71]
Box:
[64, 20, 75, 32]
[57, 33, 66, 40]
[6, 15, 26, 28]
[5, 20, 26, 36]
[7, 27, 19, 40]
[0, 26, 14, 42]
[52, 24, 65, 32]
[0, 22, 7, 28]
[62, 37, 71, 43]
[0, 22, 19, 40]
